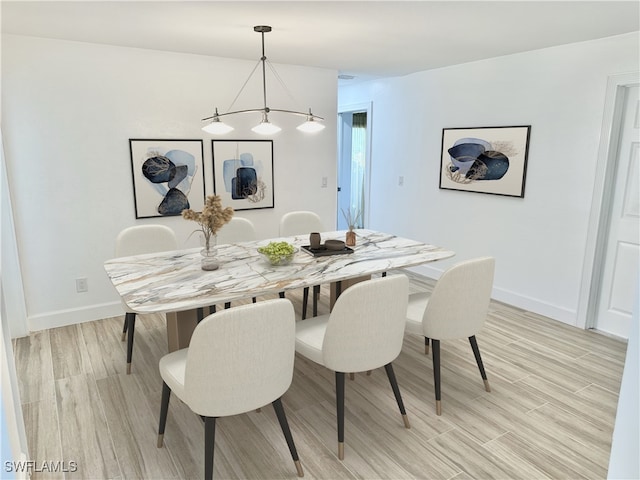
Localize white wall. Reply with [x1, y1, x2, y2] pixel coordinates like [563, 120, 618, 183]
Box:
[339, 32, 639, 327]
[1, 35, 337, 332]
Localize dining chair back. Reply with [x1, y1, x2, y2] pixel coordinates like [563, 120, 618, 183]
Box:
[405, 256, 495, 415]
[294, 274, 411, 460]
[279, 210, 324, 236]
[322, 275, 409, 373]
[216, 217, 257, 244]
[115, 224, 178, 374]
[157, 299, 303, 479]
[279, 211, 324, 319]
[115, 224, 178, 257]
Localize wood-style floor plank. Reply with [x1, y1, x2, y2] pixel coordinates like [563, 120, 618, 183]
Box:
[55, 374, 120, 479]
[49, 324, 93, 380]
[12, 271, 627, 479]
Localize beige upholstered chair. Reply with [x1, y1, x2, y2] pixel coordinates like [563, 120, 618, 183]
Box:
[279, 211, 324, 319]
[115, 224, 178, 374]
[157, 299, 303, 480]
[216, 217, 257, 244]
[405, 257, 495, 415]
[295, 275, 411, 460]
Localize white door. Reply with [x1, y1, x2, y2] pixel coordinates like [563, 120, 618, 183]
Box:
[596, 85, 640, 338]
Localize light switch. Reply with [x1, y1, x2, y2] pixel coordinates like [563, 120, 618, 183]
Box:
[398, 176, 404, 186]
[321, 177, 328, 188]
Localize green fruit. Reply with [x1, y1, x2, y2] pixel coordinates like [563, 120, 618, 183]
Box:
[258, 241, 296, 265]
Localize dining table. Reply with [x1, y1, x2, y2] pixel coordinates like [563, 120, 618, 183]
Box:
[104, 229, 455, 352]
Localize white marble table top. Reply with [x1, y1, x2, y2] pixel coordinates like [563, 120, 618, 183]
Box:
[104, 229, 455, 314]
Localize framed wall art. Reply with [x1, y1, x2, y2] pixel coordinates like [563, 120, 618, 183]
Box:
[439, 126, 531, 198]
[212, 140, 274, 211]
[129, 139, 205, 218]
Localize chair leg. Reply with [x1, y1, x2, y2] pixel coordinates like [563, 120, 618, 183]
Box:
[157, 382, 171, 447]
[126, 313, 136, 374]
[121, 316, 128, 341]
[469, 335, 491, 392]
[204, 417, 216, 480]
[313, 285, 320, 317]
[224, 302, 231, 309]
[204, 417, 217, 480]
[432, 339, 441, 415]
[301, 287, 309, 320]
[335, 371, 346, 460]
[252, 297, 257, 303]
[272, 398, 304, 477]
[384, 363, 410, 428]
[424, 336, 430, 355]
[279, 291, 285, 299]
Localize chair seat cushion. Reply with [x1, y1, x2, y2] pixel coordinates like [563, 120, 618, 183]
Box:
[406, 292, 429, 336]
[159, 348, 189, 399]
[295, 315, 329, 366]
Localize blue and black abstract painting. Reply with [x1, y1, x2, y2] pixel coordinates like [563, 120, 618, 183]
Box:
[140, 148, 197, 215]
[447, 137, 510, 182]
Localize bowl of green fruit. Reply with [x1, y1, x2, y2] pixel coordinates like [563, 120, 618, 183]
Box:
[257, 241, 298, 266]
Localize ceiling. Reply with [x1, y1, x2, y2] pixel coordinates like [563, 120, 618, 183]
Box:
[2, 1, 639, 83]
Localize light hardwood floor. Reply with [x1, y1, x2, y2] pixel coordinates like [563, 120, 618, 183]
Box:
[13, 272, 627, 479]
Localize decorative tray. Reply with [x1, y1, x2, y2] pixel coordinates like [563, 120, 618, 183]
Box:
[301, 245, 354, 257]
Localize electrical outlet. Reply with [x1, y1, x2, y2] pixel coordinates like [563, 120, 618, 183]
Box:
[76, 277, 88, 293]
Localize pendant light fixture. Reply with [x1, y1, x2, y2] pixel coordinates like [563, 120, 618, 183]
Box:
[202, 25, 325, 135]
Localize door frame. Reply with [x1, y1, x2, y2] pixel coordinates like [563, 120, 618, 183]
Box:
[337, 102, 373, 228]
[578, 72, 640, 330]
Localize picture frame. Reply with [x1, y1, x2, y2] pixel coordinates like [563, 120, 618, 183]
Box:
[439, 126, 531, 198]
[212, 140, 275, 211]
[129, 139, 205, 218]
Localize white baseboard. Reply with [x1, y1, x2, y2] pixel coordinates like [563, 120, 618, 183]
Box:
[408, 265, 578, 327]
[28, 301, 124, 332]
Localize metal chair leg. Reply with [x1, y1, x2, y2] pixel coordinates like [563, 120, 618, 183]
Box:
[469, 335, 491, 392]
[313, 284, 320, 317]
[126, 312, 136, 374]
[384, 363, 410, 428]
[204, 417, 216, 480]
[335, 371, 346, 460]
[432, 339, 441, 415]
[157, 382, 171, 447]
[302, 287, 309, 319]
[272, 398, 304, 477]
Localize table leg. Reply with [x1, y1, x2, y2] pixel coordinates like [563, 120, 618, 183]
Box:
[329, 275, 371, 310]
[166, 309, 199, 352]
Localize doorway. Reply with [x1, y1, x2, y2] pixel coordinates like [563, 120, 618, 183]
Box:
[581, 73, 640, 339]
[337, 102, 372, 229]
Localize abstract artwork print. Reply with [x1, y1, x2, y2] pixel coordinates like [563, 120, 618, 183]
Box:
[129, 139, 205, 218]
[212, 140, 274, 211]
[439, 126, 531, 197]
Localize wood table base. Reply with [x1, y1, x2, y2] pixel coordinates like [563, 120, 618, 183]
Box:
[166, 309, 199, 352]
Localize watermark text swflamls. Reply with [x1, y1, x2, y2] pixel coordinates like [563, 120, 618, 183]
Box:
[5, 460, 78, 474]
